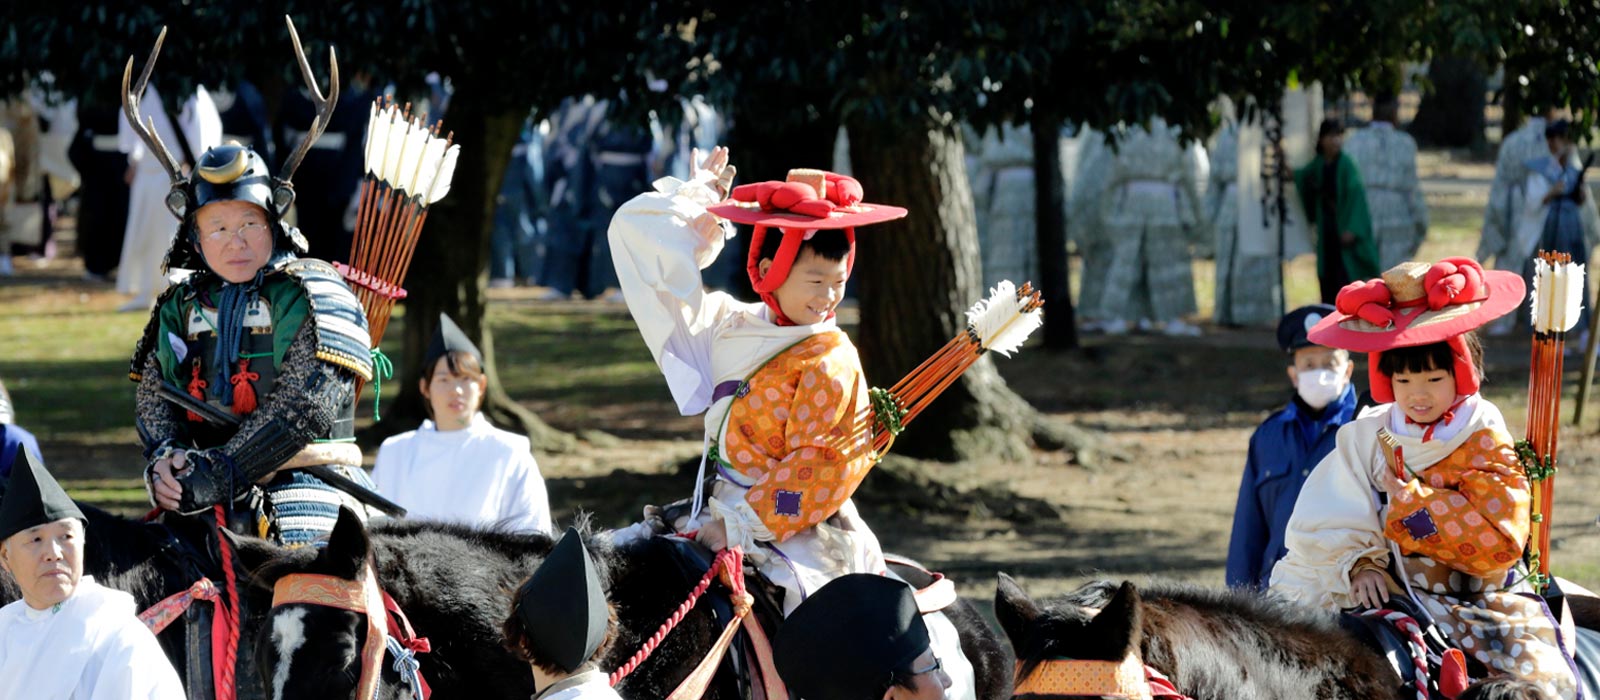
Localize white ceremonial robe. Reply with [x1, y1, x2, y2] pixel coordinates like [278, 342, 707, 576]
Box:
[534, 670, 623, 700]
[372, 413, 553, 534]
[117, 85, 221, 305]
[1343, 122, 1428, 270]
[607, 173, 977, 700]
[1479, 118, 1552, 272]
[0, 577, 184, 700]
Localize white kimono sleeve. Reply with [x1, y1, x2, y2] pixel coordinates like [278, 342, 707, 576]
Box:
[85, 617, 185, 700]
[503, 446, 554, 535]
[1269, 420, 1390, 612]
[607, 172, 745, 416]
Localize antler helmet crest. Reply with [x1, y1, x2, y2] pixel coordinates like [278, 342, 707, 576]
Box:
[122, 16, 337, 272]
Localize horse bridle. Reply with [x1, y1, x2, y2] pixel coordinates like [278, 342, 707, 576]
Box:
[270, 566, 397, 700]
[1013, 655, 1153, 700]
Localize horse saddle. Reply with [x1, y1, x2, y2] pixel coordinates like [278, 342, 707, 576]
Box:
[1339, 596, 1463, 699]
[883, 553, 959, 614]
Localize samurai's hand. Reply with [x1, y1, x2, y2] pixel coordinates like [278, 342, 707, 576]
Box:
[147, 448, 189, 512]
[693, 146, 736, 199]
[171, 449, 241, 515]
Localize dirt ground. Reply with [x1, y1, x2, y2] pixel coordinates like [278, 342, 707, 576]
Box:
[7, 152, 1600, 617]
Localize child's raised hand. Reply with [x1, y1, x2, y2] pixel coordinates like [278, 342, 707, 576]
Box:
[692, 146, 736, 199]
[1352, 569, 1391, 609]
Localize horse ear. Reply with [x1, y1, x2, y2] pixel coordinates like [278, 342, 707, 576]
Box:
[318, 507, 372, 579]
[1085, 581, 1143, 659]
[219, 526, 283, 576]
[994, 572, 1043, 647]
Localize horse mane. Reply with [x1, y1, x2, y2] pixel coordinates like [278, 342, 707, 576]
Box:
[1059, 579, 1347, 636]
[1018, 578, 1395, 699]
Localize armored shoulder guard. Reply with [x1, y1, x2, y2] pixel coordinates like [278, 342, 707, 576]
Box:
[282, 258, 375, 382]
[128, 279, 195, 382]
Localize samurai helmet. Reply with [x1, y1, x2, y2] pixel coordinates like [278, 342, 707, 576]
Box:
[122, 17, 335, 272]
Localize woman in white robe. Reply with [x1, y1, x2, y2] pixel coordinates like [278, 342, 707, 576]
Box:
[116, 84, 221, 312]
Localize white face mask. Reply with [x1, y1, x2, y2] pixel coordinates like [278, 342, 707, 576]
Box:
[1295, 368, 1347, 409]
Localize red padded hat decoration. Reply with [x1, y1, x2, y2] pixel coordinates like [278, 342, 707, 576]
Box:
[1307, 257, 1525, 403]
[707, 169, 907, 324]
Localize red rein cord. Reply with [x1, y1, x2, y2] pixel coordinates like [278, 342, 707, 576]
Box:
[609, 547, 746, 687]
[213, 505, 242, 700]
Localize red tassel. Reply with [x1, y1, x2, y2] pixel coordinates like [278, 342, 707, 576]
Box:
[186, 362, 209, 423]
[230, 358, 260, 416]
[1438, 648, 1469, 699]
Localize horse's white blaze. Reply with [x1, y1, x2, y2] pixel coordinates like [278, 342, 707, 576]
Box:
[271, 608, 309, 700]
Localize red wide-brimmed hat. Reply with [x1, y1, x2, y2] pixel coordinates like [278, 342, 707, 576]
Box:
[1307, 257, 1525, 402]
[706, 169, 907, 324]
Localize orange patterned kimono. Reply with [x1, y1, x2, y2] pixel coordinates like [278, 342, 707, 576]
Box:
[1383, 428, 1531, 578]
[717, 330, 876, 542]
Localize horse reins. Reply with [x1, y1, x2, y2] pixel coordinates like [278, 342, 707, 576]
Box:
[609, 545, 787, 700]
[135, 505, 245, 700]
[270, 565, 432, 700]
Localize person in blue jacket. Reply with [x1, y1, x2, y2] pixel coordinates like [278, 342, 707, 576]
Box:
[0, 379, 42, 483]
[1225, 304, 1358, 589]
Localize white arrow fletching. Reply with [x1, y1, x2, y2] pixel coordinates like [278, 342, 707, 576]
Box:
[1531, 259, 1587, 333]
[371, 104, 399, 181]
[397, 119, 430, 196]
[412, 137, 447, 201]
[427, 144, 460, 204]
[384, 117, 415, 188]
[362, 102, 379, 176]
[1565, 263, 1587, 332]
[964, 280, 1043, 357]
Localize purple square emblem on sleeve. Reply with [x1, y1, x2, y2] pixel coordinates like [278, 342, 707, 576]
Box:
[1399, 509, 1439, 540]
[774, 490, 803, 517]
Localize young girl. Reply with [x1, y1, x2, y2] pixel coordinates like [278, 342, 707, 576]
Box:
[1271, 257, 1577, 698]
[372, 314, 552, 534]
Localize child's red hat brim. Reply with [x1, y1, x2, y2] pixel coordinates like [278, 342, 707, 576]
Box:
[1306, 269, 1525, 352]
[706, 201, 908, 230]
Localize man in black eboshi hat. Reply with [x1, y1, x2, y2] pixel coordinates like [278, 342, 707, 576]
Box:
[775, 574, 953, 700]
[502, 527, 621, 700]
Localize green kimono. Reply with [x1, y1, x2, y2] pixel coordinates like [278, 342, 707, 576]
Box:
[1296, 153, 1380, 282]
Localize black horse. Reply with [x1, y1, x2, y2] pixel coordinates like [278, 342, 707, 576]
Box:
[993, 573, 1593, 700]
[238, 508, 1013, 700]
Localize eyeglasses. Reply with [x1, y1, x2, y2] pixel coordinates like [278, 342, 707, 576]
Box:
[907, 656, 942, 677]
[202, 221, 270, 244]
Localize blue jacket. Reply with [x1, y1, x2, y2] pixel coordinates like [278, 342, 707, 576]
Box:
[1226, 386, 1357, 589]
[0, 423, 42, 481]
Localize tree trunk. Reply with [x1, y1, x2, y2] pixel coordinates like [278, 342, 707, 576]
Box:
[366, 93, 574, 452]
[1410, 55, 1487, 149]
[1030, 110, 1076, 349]
[847, 122, 1039, 462]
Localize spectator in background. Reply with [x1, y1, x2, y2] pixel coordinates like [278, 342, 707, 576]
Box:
[490, 117, 547, 288]
[1342, 95, 1428, 270]
[1225, 305, 1356, 589]
[116, 83, 221, 312]
[0, 378, 42, 483]
[68, 104, 130, 283]
[1211, 114, 1283, 328]
[214, 80, 274, 168]
[1520, 119, 1599, 338]
[540, 96, 601, 301]
[1296, 119, 1378, 304]
[274, 75, 373, 264]
[1478, 107, 1561, 334]
[1073, 118, 1209, 336]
